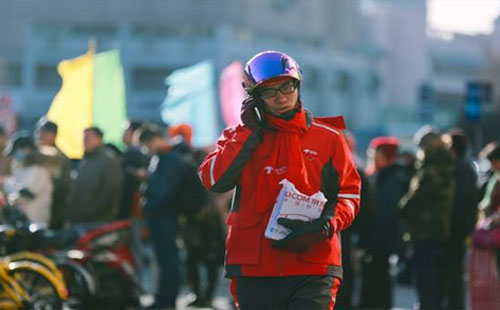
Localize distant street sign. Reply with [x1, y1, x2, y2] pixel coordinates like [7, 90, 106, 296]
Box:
[465, 81, 492, 121]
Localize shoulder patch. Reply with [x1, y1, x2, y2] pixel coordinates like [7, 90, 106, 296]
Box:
[314, 116, 346, 129]
[312, 121, 340, 135]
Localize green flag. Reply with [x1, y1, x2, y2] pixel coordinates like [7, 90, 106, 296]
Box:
[93, 49, 127, 150]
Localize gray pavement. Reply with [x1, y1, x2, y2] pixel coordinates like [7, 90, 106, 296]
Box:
[138, 243, 471, 310]
[140, 278, 233, 310]
[140, 272, 418, 310]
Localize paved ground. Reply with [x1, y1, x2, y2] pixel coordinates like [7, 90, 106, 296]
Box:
[138, 244, 470, 310]
[140, 279, 233, 310]
[140, 273, 419, 310]
[137, 243, 441, 310]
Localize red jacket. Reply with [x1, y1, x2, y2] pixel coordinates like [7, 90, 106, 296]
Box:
[198, 112, 360, 278]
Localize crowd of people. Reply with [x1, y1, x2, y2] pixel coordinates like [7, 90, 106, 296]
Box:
[337, 126, 500, 310]
[0, 119, 229, 310]
[1, 50, 500, 310]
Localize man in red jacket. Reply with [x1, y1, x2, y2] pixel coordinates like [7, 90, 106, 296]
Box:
[198, 51, 361, 310]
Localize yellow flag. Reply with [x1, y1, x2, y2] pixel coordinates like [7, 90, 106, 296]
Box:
[47, 52, 94, 159]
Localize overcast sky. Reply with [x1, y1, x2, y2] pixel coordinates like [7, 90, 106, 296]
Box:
[428, 0, 500, 35]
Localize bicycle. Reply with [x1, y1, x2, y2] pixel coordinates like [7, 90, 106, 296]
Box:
[0, 250, 68, 309]
[0, 197, 68, 310]
[1, 191, 141, 309]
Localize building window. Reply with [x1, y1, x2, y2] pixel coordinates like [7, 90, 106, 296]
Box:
[35, 64, 60, 89]
[301, 67, 318, 89]
[271, 0, 297, 12]
[368, 72, 381, 95]
[336, 71, 351, 93]
[132, 24, 214, 39]
[70, 24, 117, 39]
[0, 62, 21, 87]
[132, 67, 176, 90]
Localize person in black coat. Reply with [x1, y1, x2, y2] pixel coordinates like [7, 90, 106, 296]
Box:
[398, 127, 455, 310]
[336, 131, 376, 310]
[441, 129, 478, 309]
[359, 137, 409, 310]
[118, 121, 150, 219]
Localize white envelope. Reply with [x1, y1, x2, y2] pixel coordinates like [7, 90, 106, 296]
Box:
[265, 179, 327, 240]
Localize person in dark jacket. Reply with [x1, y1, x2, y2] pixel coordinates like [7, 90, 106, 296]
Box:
[65, 127, 121, 224]
[118, 121, 149, 219]
[398, 126, 455, 310]
[165, 124, 222, 308]
[440, 129, 478, 309]
[140, 127, 193, 310]
[358, 137, 408, 310]
[336, 131, 376, 310]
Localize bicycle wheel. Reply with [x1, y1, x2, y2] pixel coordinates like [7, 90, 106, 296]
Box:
[9, 267, 63, 310]
[6, 252, 65, 284]
[57, 261, 95, 309]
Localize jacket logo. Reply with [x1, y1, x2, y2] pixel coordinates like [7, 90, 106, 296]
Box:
[303, 148, 318, 161]
[303, 148, 318, 156]
[264, 165, 287, 175]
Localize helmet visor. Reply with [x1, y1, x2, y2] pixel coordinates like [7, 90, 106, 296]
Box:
[245, 52, 301, 88]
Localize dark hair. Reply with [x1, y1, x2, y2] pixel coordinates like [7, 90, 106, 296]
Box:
[84, 127, 104, 139]
[5, 132, 36, 156]
[413, 125, 440, 148]
[448, 128, 468, 158]
[139, 126, 161, 144]
[0, 125, 5, 136]
[127, 121, 143, 132]
[37, 117, 58, 134]
[482, 142, 500, 162]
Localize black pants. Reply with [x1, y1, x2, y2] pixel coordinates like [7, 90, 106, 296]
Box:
[414, 240, 446, 310]
[336, 234, 354, 309]
[441, 240, 466, 309]
[231, 275, 340, 310]
[147, 212, 180, 308]
[359, 253, 393, 310]
[185, 249, 219, 302]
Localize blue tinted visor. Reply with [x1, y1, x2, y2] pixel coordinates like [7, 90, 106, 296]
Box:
[245, 52, 301, 89]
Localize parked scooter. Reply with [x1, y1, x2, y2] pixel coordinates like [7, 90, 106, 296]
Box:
[0, 190, 143, 309]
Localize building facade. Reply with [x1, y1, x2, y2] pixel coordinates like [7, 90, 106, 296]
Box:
[0, 0, 381, 134]
[2, 0, 497, 151]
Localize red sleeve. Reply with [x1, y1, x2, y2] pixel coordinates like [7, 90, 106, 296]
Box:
[331, 132, 361, 232]
[198, 125, 261, 193]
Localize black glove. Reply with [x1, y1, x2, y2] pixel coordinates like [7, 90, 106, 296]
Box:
[272, 217, 333, 253]
[19, 188, 35, 199]
[240, 97, 265, 129]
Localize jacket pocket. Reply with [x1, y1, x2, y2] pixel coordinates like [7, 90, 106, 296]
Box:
[300, 236, 337, 264]
[225, 218, 262, 265]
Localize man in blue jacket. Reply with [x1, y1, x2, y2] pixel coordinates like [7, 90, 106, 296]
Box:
[140, 126, 191, 310]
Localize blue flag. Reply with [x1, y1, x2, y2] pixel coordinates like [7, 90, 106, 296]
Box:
[161, 60, 218, 147]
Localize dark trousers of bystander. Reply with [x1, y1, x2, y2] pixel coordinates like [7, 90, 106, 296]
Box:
[147, 210, 180, 308]
[185, 251, 219, 306]
[359, 253, 393, 310]
[441, 239, 466, 309]
[413, 240, 446, 310]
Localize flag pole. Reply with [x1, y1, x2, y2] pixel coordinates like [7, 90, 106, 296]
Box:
[88, 37, 97, 54]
